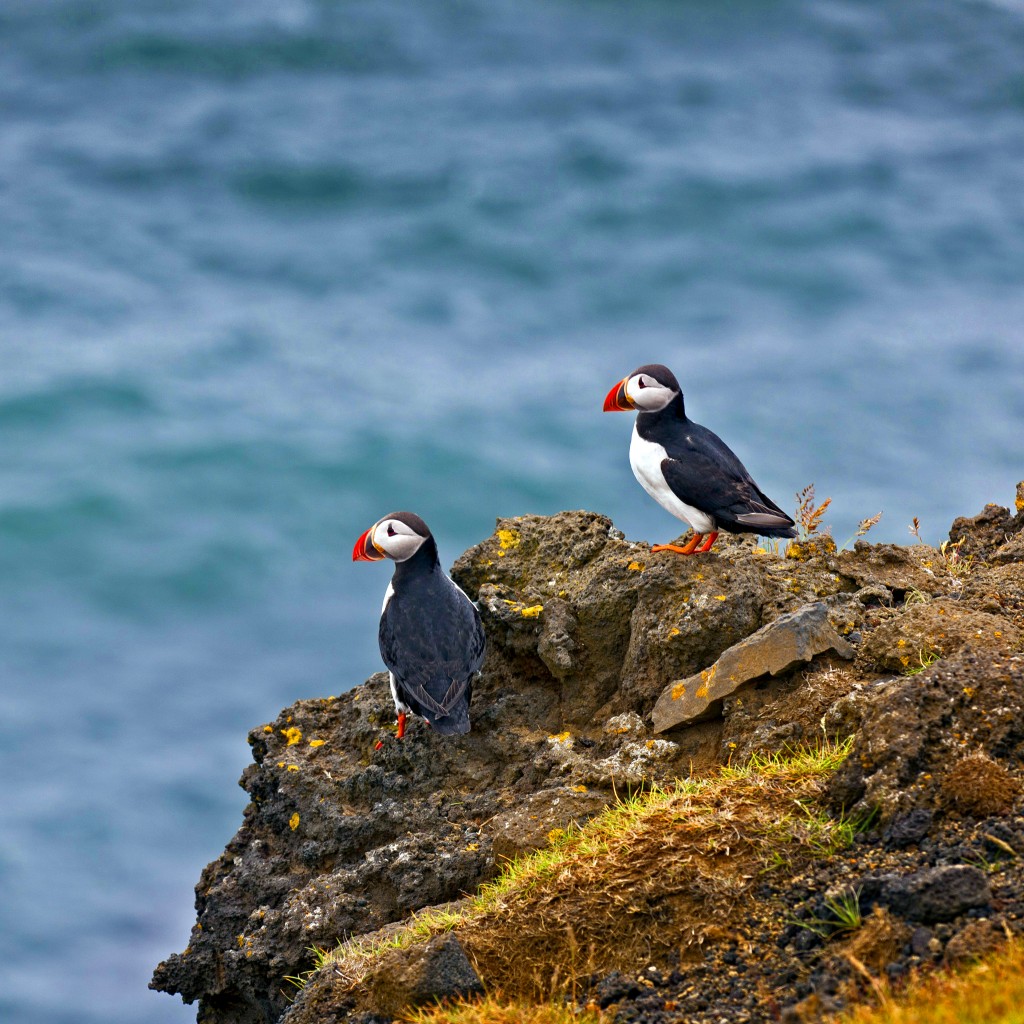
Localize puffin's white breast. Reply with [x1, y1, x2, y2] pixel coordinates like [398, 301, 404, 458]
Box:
[629, 425, 716, 534]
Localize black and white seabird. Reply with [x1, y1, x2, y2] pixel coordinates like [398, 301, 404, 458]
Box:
[353, 511, 485, 742]
[603, 364, 796, 555]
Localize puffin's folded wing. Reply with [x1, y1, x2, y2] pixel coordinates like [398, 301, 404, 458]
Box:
[660, 456, 795, 533]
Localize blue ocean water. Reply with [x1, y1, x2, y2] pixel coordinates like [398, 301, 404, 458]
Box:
[2, 1, 1023, 1021]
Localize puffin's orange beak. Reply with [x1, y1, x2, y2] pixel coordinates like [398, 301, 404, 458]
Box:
[353, 526, 385, 562]
[603, 377, 634, 412]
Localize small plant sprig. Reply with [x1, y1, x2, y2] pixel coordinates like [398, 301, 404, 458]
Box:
[792, 887, 864, 940]
[840, 511, 883, 551]
[903, 648, 940, 676]
[909, 517, 926, 544]
[940, 537, 975, 593]
[283, 943, 340, 994]
[795, 484, 832, 541]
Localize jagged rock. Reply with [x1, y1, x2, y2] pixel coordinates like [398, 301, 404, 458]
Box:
[452, 512, 769, 722]
[784, 535, 838, 562]
[153, 511, 791, 1024]
[857, 598, 1019, 674]
[962, 561, 1024, 630]
[991, 532, 1024, 565]
[363, 933, 483, 1016]
[489, 786, 609, 863]
[943, 918, 1007, 965]
[652, 603, 854, 732]
[833, 542, 947, 597]
[828, 646, 1024, 823]
[949, 483, 1024, 559]
[279, 931, 482, 1024]
[151, 501, 1024, 1024]
[861, 865, 991, 924]
[820, 678, 895, 737]
[721, 665, 889, 763]
[150, 684, 504, 1024]
[883, 808, 934, 849]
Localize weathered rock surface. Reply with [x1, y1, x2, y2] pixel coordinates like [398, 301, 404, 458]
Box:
[833, 542, 948, 598]
[857, 598, 1019, 673]
[943, 917, 1008, 965]
[154, 510, 833, 1024]
[652, 602, 854, 732]
[152, 491, 1024, 1024]
[452, 513, 774, 722]
[280, 931, 482, 1023]
[961, 561, 1024, 631]
[362, 933, 483, 1016]
[828, 646, 1024, 823]
[859, 865, 992, 924]
[948, 482, 1024, 560]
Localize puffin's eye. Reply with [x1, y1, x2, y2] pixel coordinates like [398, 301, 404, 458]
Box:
[387, 524, 396, 537]
[637, 377, 647, 389]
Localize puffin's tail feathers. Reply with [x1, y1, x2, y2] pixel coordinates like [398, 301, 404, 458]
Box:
[757, 523, 798, 539]
[429, 701, 471, 736]
[735, 510, 797, 538]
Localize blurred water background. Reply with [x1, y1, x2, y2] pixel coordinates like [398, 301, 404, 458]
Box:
[2, 1, 1023, 1021]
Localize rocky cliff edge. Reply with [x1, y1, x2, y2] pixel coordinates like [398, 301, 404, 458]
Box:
[152, 486, 1024, 1023]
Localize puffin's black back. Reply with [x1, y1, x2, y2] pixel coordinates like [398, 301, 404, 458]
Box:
[379, 542, 485, 735]
[637, 395, 796, 538]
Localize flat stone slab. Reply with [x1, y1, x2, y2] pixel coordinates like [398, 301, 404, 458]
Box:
[652, 602, 855, 733]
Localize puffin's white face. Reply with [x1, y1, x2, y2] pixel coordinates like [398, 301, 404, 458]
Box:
[624, 372, 677, 412]
[371, 518, 428, 562]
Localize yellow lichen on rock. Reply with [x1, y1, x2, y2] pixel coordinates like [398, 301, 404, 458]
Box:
[282, 727, 302, 746]
[289, 813, 300, 831]
[309, 739, 325, 748]
[497, 528, 521, 550]
[503, 599, 543, 618]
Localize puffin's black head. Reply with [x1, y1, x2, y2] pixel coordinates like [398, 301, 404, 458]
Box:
[603, 363, 681, 413]
[353, 511, 433, 563]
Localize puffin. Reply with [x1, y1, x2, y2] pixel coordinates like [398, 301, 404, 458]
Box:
[603, 364, 796, 554]
[353, 511, 485, 741]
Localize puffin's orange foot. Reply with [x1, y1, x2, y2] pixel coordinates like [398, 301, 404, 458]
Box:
[652, 533, 703, 555]
[696, 531, 719, 553]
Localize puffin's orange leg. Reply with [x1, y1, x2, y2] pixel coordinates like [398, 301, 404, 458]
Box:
[696, 531, 719, 553]
[652, 533, 703, 555]
[375, 711, 409, 750]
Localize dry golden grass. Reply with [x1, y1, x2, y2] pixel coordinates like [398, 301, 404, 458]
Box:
[460, 743, 855, 996]
[837, 939, 1023, 1024]
[402, 995, 608, 1024]
[940, 751, 1021, 818]
[315, 741, 855, 1006]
